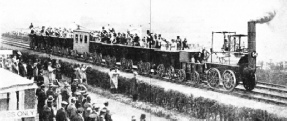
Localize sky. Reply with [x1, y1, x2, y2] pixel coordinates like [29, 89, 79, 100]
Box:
[0, 0, 286, 62]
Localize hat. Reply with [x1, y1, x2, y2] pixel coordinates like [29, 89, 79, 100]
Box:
[17, 51, 22, 55]
[71, 97, 76, 101]
[100, 109, 107, 113]
[74, 92, 81, 96]
[93, 104, 100, 109]
[133, 71, 138, 75]
[87, 107, 92, 112]
[47, 96, 54, 102]
[83, 92, 88, 96]
[61, 101, 68, 105]
[89, 113, 98, 118]
[104, 101, 109, 106]
[77, 108, 84, 113]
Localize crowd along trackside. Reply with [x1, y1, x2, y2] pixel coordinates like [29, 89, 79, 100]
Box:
[2, 21, 259, 92]
[0, 67, 38, 121]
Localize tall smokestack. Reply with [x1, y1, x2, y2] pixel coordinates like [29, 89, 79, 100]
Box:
[248, 21, 256, 68]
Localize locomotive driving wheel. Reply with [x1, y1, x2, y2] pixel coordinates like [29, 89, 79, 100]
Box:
[222, 70, 237, 91]
[177, 69, 186, 82]
[157, 64, 165, 77]
[137, 61, 143, 74]
[207, 68, 221, 88]
[190, 71, 200, 84]
[243, 73, 256, 91]
[166, 66, 175, 80]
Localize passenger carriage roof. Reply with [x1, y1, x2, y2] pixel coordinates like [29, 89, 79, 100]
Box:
[0, 69, 37, 93]
[73, 29, 92, 33]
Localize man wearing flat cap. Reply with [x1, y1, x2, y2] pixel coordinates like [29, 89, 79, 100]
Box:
[56, 101, 69, 121]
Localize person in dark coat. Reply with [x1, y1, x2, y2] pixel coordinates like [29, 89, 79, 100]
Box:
[33, 62, 39, 82]
[55, 60, 62, 81]
[46, 83, 58, 107]
[133, 34, 140, 46]
[130, 71, 139, 101]
[182, 38, 189, 50]
[37, 71, 45, 86]
[71, 79, 78, 96]
[140, 114, 146, 121]
[89, 113, 99, 121]
[11, 61, 19, 74]
[46, 84, 55, 98]
[67, 97, 77, 119]
[26, 59, 33, 79]
[56, 101, 69, 121]
[61, 82, 71, 103]
[18, 61, 27, 77]
[36, 84, 47, 121]
[42, 96, 55, 121]
[70, 108, 84, 121]
[29, 23, 33, 29]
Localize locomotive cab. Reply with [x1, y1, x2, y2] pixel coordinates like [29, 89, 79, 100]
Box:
[205, 22, 258, 92]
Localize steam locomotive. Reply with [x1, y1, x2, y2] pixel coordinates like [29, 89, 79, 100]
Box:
[27, 22, 258, 91]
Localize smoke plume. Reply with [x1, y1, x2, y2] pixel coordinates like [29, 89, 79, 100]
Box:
[251, 11, 277, 24]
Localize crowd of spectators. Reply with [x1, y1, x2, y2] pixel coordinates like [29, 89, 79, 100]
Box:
[1, 51, 146, 121]
[28, 23, 192, 51]
[29, 23, 75, 38]
[97, 25, 190, 51]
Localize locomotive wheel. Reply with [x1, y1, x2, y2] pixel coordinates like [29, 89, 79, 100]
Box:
[190, 71, 200, 84]
[120, 58, 126, 69]
[207, 68, 221, 88]
[177, 69, 186, 82]
[137, 61, 143, 74]
[243, 73, 257, 91]
[144, 62, 151, 75]
[222, 70, 237, 91]
[157, 64, 165, 77]
[166, 66, 175, 79]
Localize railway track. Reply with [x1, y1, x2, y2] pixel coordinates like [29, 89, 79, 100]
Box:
[1, 37, 287, 107]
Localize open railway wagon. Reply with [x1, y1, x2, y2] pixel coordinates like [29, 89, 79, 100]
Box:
[28, 34, 73, 55]
[89, 41, 201, 81]
[0, 68, 38, 121]
[185, 22, 258, 91]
